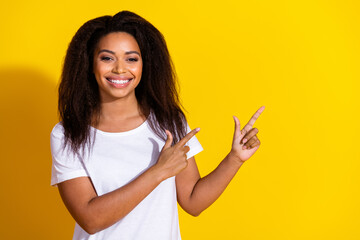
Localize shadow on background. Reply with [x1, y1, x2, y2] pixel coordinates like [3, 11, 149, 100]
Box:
[0, 68, 74, 239]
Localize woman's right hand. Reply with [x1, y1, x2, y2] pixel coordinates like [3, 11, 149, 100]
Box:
[154, 128, 200, 180]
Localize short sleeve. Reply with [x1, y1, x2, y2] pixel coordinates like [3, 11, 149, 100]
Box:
[50, 123, 89, 186]
[185, 123, 203, 159]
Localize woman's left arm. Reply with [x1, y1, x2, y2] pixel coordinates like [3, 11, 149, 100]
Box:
[176, 106, 265, 216]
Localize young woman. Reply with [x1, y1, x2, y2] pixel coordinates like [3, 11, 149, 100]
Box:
[51, 10, 264, 240]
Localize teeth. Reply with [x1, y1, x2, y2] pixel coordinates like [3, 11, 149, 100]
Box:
[109, 79, 130, 84]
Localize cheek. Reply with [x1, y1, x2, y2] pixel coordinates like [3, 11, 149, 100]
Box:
[130, 63, 143, 77]
[138, 62, 143, 76]
[94, 63, 111, 76]
[93, 65, 106, 85]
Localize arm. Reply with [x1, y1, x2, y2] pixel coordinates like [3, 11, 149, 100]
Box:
[57, 128, 200, 235]
[176, 106, 265, 216]
[58, 167, 162, 234]
[176, 154, 242, 216]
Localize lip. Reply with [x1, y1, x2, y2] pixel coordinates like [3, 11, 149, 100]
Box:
[106, 75, 133, 81]
[105, 77, 133, 88]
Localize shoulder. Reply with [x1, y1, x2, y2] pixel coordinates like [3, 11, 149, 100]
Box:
[50, 122, 66, 149]
[51, 122, 64, 138]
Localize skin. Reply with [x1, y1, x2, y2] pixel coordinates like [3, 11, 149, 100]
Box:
[58, 31, 265, 234]
[92, 32, 145, 131]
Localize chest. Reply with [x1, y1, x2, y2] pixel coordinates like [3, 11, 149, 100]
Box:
[85, 132, 164, 195]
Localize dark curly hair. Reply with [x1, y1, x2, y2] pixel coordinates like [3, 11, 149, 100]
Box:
[59, 11, 187, 153]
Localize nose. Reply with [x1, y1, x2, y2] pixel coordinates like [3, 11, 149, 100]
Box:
[112, 60, 126, 74]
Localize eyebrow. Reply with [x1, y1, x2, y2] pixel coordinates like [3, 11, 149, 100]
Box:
[98, 49, 141, 56]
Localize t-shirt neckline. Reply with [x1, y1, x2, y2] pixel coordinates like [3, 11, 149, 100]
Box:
[90, 118, 149, 136]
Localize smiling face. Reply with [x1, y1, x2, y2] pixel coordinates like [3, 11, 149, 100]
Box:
[93, 32, 143, 103]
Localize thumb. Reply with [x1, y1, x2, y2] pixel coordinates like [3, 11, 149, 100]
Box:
[162, 130, 173, 150]
[233, 116, 242, 140]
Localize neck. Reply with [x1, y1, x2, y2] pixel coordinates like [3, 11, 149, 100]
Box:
[99, 95, 142, 121]
[92, 95, 148, 132]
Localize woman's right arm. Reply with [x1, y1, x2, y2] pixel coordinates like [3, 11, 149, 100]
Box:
[57, 128, 199, 235]
[58, 167, 162, 234]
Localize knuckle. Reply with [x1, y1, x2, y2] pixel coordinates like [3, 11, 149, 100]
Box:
[246, 139, 253, 145]
[252, 140, 260, 147]
[184, 146, 190, 152]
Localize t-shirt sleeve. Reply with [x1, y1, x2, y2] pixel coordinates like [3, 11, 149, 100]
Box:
[185, 123, 203, 159]
[50, 123, 89, 186]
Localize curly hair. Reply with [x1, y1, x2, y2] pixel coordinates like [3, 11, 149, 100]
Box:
[59, 11, 186, 153]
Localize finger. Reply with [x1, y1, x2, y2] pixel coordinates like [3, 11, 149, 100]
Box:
[243, 136, 258, 149]
[241, 128, 259, 144]
[250, 139, 261, 148]
[242, 106, 265, 132]
[183, 145, 190, 153]
[244, 139, 260, 149]
[162, 130, 173, 150]
[233, 116, 241, 140]
[176, 128, 200, 148]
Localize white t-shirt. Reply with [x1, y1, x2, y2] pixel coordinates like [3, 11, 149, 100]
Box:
[50, 118, 203, 240]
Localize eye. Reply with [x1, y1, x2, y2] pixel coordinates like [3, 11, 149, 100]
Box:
[100, 56, 113, 61]
[127, 57, 139, 62]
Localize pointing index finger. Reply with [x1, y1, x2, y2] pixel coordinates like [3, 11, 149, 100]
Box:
[243, 106, 265, 132]
[176, 128, 200, 148]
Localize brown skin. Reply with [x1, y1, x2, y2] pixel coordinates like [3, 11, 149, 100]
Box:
[58, 128, 199, 234]
[57, 32, 265, 234]
[58, 107, 264, 234]
[175, 106, 264, 216]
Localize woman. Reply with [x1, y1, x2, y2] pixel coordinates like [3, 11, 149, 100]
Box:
[51, 10, 264, 240]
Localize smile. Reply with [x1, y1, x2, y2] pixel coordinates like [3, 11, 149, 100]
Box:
[106, 77, 133, 88]
[109, 79, 130, 84]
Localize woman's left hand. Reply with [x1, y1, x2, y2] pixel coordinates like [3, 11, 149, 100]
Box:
[230, 106, 265, 163]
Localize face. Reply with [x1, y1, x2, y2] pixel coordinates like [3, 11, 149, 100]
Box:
[93, 32, 143, 102]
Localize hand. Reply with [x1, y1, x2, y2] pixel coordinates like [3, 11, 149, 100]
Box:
[154, 128, 200, 180]
[230, 106, 265, 163]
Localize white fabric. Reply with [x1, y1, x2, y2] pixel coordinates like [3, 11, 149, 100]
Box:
[50, 118, 203, 240]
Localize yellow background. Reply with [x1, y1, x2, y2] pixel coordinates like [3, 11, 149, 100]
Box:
[1, 0, 359, 239]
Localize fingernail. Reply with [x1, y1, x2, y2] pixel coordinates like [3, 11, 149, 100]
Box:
[242, 145, 247, 150]
[242, 138, 247, 144]
[195, 128, 200, 132]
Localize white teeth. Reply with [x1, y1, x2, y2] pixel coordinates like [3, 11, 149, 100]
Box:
[109, 79, 130, 84]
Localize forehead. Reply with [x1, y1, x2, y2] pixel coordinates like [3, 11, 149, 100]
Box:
[96, 32, 140, 52]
